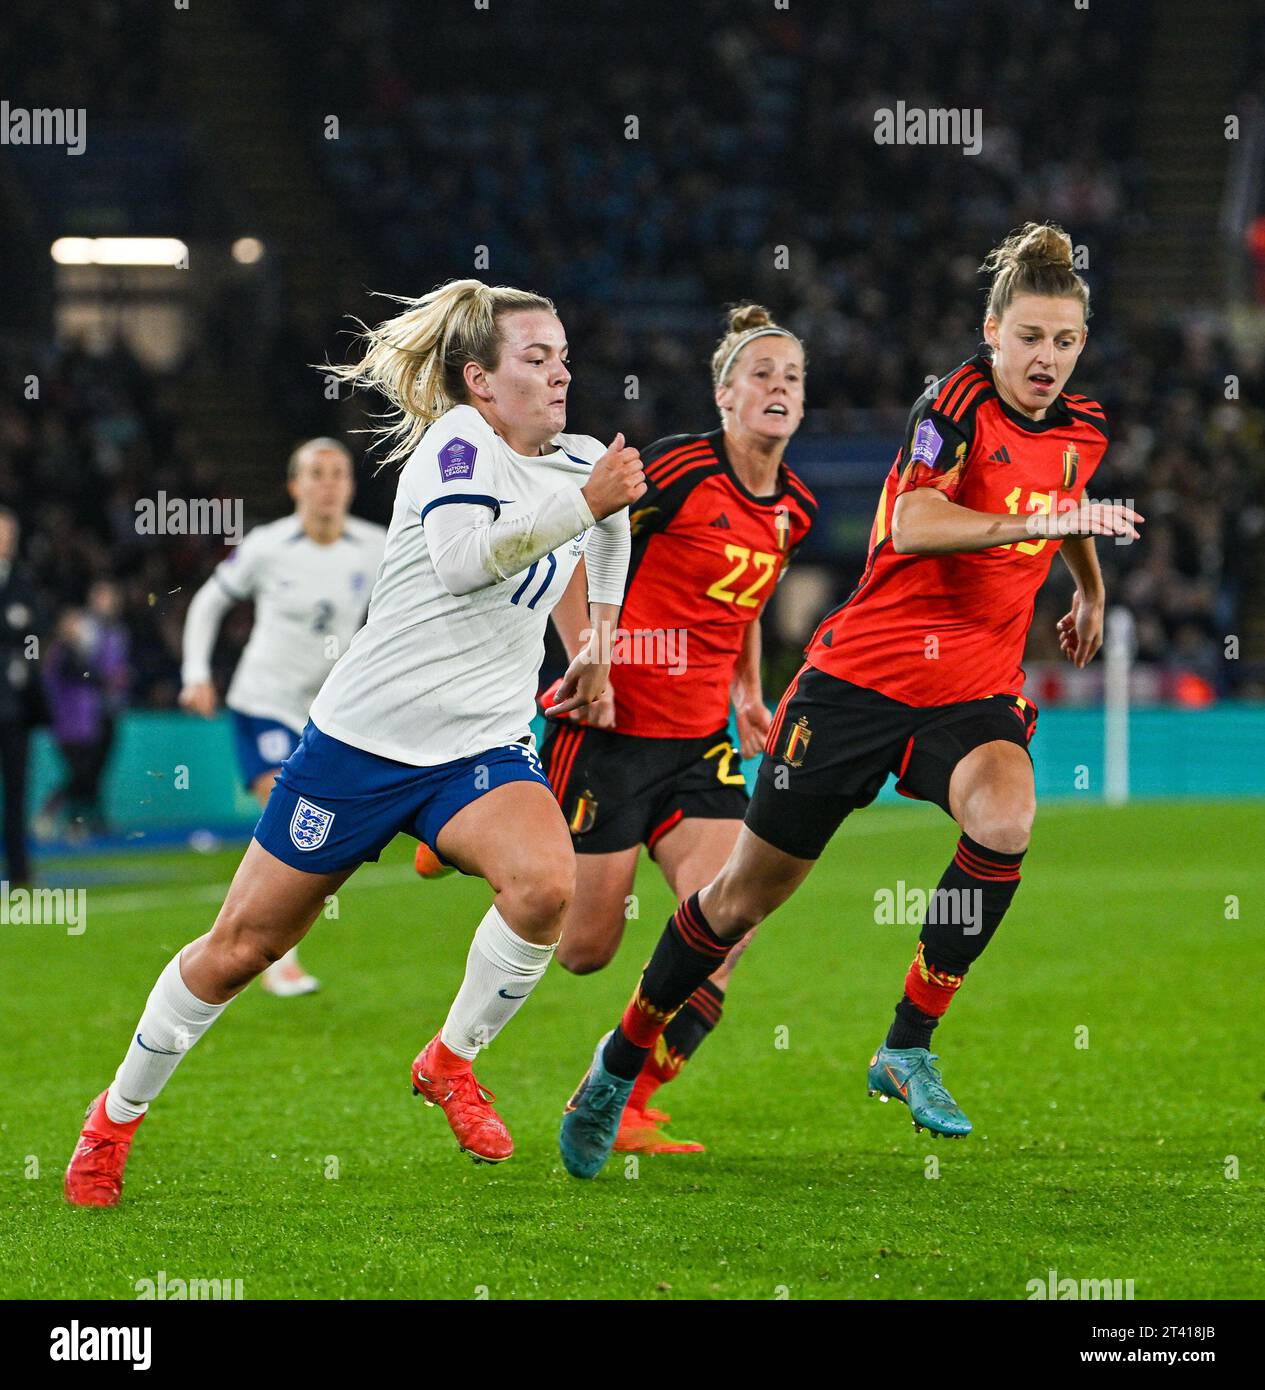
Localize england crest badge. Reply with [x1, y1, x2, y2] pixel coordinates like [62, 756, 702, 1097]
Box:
[290, 797, 335, 852]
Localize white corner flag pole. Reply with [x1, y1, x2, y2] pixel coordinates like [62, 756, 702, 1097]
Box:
[1103, 606, 1134, 806]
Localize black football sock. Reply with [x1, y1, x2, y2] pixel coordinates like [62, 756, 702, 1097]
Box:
[885, 834, 1025, 1051]
[660, 978, 724, 1063]
[602, 893, 731, 1080]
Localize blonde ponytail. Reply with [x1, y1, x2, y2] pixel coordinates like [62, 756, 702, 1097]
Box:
[326, 279, 556, 466]
[981, 222, 1091, 324]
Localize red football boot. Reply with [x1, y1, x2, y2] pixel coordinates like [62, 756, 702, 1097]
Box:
[410, 1036, 513, 1164]
[413, 842, 454, 878]
[64, 1091, 144, 1208]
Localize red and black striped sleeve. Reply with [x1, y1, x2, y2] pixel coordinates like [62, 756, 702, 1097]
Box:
[629, 433, 724, 539]
[1061, 392, 1109, 440]
[779, 463, 818, 563]
[892, 361, 989, 503]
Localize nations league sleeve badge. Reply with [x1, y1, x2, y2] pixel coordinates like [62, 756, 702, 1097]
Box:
[911, 419, 944, 467]
[438, 437, 478, 482]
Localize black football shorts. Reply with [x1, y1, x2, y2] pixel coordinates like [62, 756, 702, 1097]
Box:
[745, 664, 1037, 860]
[539, 721, 750, 855]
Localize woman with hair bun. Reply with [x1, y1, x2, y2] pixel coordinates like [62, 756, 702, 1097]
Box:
[542, 303, 817, 1156]
[64, 278, 645, 1202]
[561, 225, 1144, 1180]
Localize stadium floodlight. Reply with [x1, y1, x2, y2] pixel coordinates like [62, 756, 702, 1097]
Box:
[50, 237, 188, 266]
[231, 237, 265, 264]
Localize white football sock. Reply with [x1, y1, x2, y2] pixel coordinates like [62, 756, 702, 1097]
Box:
[105, 949, 232, 1123]
[439, 904, 556, 1060]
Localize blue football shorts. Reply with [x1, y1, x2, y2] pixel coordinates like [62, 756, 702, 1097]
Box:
[230, 710, 303, 790]
[253, 720, 551, 874]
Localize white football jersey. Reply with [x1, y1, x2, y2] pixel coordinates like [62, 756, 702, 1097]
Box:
[215, 514, 387, 733]
[309, 404, 604, 765]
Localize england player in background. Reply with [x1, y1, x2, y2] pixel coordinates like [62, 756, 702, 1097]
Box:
[64, 280, 643, 1205]
[179, 437, 387, 996]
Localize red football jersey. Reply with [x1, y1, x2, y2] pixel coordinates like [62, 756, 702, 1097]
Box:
[612, 430, 816, 738]
[806, 353, 1108, 706]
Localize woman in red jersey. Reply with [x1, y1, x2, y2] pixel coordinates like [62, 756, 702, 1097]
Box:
[542, 304, 816, 1154]
[559, 224, 1145, 1179]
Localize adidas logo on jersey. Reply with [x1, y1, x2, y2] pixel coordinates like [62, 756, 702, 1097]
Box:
[709, 513, 732, 529]
[988, 447, 1012, 464]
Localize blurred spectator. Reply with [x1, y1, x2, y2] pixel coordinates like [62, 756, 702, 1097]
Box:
[0, 338, 224, 708]
[1246, 215, 1265, 306]
[0, 508, 47, 882]
[37, 592, 130, 842]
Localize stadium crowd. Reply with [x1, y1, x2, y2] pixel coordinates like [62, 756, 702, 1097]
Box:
[0, 339, 238, 713]
[263, 0, 1261, 696]
[0, 0, 1257, 812]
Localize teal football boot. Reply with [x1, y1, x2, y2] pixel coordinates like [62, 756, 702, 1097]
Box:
[559, 1032, 636, 1178]
[867, 1045, 972, 1137]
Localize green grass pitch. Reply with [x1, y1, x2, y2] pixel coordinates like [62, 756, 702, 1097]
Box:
[2, 800, 1261, 1300]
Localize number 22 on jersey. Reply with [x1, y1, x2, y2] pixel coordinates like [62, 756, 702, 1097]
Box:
[707, 544, 778, 607]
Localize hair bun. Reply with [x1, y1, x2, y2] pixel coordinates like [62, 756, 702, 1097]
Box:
[978, 222, 1088, 325]
[989, 222, 1074, 271]
[727, 303, 774, 335]
[1015, 226, 1073, 267]
[710, 302, 803, 389]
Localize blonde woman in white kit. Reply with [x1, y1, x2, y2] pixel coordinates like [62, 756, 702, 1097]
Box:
[65, 280, 644, 1206]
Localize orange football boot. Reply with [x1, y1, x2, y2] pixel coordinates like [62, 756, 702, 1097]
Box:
[414, 842, 454, 878]
[613, 1106, 705, 1155]
[628, 1048, 678, 1126]
[64, 1091, 144, 1207]
[411, 1035, 512, 1163]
